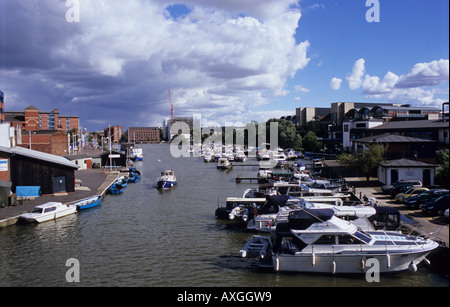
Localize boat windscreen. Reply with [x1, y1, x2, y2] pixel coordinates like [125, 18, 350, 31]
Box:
[353, 231, 372, 244]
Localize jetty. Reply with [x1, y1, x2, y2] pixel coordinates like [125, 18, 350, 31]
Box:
[0, 168, 121, 228]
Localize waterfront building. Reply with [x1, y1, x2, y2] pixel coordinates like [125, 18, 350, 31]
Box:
[128, 127, 160, 143]
[4, 105, 81, 156]
[295, 107, 331, 127]
[339, 104, 442, 151]
[0, 145, 79, 196]
[352, 134, 439, 164]
[163, 117, 195, 141]
[5, 105, 79, 132]
[104, 125, 123, 143]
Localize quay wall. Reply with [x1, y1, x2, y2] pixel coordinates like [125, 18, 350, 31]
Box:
[0, 169, 120, 229]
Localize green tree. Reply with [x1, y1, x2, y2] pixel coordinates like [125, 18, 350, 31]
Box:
[337, 144, 387, 181]
[266, 119, 302, 150]
[436, 149, 449, 188]
[302, 131, 322, 153]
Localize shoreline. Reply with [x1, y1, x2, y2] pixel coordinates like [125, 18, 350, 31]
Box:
[0, 168, 121, 228]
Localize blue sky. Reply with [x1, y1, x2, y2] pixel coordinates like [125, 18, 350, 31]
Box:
[279, 0, 449, 113]
[1, 0, 448, 131]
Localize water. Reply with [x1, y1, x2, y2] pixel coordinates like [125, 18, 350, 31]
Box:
[0, 144, 447, 287]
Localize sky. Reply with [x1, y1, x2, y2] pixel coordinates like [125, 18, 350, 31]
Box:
[0, 0, 448, 131]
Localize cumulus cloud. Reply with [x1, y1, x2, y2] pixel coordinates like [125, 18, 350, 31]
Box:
[344, 58, 449, 107]
[395, 59, 449, 88]
[346, 58, 366, 90]
[1, 0, 310, 129]
[329, 77, 342, 90]
[294, 85, 310, 93]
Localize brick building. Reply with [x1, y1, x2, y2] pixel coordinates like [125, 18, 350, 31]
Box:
[128, 127, 160, 143]
[4, 105, 79, 156]
[5, 105, 79, 132]
[104, 126, 123, 143]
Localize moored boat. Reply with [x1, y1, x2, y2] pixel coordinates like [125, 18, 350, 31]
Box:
[109, 183, 124, 194]
[130, 147, 143, 161]
[75, 195, 102, 211]
[217, 158, 231, 169]
[240, 208, 439, 274]
[19, 202, 77, 223]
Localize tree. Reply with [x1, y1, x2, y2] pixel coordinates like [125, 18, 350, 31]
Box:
[302, 131, 322, 153]
[435, 149, 449, 188]
[337, 144, 387, 181]
[266, 119, 302, 150]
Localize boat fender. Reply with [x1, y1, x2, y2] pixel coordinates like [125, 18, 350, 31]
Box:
[331, 261, 337, 274]
[423, 258, 431, 265]
[386, 254, 391, 269]
[311, 253, 316, 267]
[360, 259, 366, 272]
[408, 262, 417, 272]
[275, 258, 280, 272]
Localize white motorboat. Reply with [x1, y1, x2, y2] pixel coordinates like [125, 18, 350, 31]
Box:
[217, 158, 231, 169]
[235, 151, 247, 162]
[204, 154, 213, 162]
[19, 202, 77, 223]
[157, 169, 177, 189]
[241, 208, 439, 274]
[246, 195, 376, 232]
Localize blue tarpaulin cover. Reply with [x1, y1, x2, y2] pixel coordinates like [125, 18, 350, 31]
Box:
[16, 186, 41, 197]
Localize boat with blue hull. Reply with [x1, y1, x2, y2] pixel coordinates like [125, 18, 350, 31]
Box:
[75, 195, 102, 211]
[109, 183, 124, 194]
[157, 169, 177, 189]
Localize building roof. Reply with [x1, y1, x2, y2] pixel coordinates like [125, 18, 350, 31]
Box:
[379, 158, 438, 168]
[370, 119, 449, 130]
[0, 146, 79, 169]
[24, 105, 39, 111]
[353, 134, 436, 144]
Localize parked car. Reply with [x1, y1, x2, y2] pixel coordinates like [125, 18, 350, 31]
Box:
[421, 194, 450, 216]
[394, 187, 429, 203]
[381, 179, 422, 195]
[404, 189, 449, 209]
[390, 180, 423, 197]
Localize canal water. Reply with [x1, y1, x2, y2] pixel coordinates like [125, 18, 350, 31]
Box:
[0, 144, 447, 287]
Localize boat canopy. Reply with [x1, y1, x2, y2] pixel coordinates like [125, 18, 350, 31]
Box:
[288, 208, 335, 230]
[257, 195, 291, 214]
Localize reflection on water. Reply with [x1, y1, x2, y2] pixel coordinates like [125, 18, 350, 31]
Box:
[0, 144, 447, 287]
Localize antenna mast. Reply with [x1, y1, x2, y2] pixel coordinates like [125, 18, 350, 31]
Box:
[168, 89, 174, 120]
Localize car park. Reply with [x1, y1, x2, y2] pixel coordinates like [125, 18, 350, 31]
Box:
[390, 180, 423, 197]
[382, 179, 422, 195]
[404, 189, 449, 209]
[421, 194, 450, 216]
[394, 187, 429, 203]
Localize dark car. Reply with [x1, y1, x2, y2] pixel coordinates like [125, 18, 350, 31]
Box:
[381, 180, 422, 195]
[421, 194, 450, 216]
[404, 189, 449, 209]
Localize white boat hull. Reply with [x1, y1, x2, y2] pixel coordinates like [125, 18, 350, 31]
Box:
[273, 248, 436, 274]
[20, 205, 77, 223]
